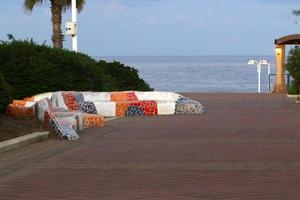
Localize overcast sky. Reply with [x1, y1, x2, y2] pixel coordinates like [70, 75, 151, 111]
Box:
[1, 0, 300, 56]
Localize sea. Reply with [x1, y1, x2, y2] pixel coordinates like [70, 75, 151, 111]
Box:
[95, 56, 276, 93]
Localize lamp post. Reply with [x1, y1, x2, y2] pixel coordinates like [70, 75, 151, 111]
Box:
[259, 60, 271, 76]
[71, 0, 77, 52]
[248, 59, 271, 93]
[248, 59, 261, 93]
[65, 0, 78, 52]
[259, 60, 271, 91]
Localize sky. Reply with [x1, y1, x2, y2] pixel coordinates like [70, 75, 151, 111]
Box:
[0, 0, 300, 56]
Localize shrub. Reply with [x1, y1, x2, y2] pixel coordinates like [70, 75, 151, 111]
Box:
[98, 60, 153, 91]
[286, 46, 300, 94]
[288, 83, 299, 95]
[0, 39, 106, 100]
[0, 73, 12, 112]
[0, 37, 152, 113]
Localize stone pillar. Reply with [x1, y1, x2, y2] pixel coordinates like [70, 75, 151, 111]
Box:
[273, 44, 287, 93]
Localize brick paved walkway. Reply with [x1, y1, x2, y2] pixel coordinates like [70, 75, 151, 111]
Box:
[1, 93, 300, 199]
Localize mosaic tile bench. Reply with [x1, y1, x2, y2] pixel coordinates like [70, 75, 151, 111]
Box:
[6, 91, 204, 140]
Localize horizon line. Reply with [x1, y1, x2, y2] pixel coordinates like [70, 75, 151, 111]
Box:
[92, 55, 275, 58]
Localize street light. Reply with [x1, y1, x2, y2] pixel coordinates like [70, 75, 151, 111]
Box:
[248, 60, 258, 65]
[248, 60, 271, 93]
[259, 60, 271, 76]
[65, 0, 78, 52]
[259, 60, 271, 91]
[248, 59, 261, 93]
[248, 59, 271, 93]
[71, 0, 77, 52]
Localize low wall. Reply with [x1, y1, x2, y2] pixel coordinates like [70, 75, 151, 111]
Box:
[7, 91, 204, 140]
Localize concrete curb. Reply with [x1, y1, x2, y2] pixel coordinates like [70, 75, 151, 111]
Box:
[105, 117, 120, 122]
[287, 94, 300, 98]
[0, 132, 50, 153]
[0, 117, 119, 153]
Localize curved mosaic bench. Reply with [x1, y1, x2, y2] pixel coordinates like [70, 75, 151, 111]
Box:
[6, 91, 204, 140]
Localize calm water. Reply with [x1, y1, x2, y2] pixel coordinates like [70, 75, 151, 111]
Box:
[96, 56, 276, 93]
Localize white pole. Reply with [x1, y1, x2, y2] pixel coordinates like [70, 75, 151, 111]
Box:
[257, 64, 261, 93]
[71, 0, 77, 52]
[267, 63, 271, 92]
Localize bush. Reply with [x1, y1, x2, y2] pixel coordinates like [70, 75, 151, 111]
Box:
[98, 60, 153, 91]
[0, 37, 152, 112]
[288, 83, 299, 95]
[286, 46, 300, 94]
[0, 39, 105, 99]
[0, 73, 12, 112]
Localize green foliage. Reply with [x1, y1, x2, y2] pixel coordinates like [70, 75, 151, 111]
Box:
[0, 39, 104, 99]
[98, 60, 153, 91]
[0, 73, 12, 113]
[24, 0, 85, 12]
[0, 37, 152, 112]
[24, 0, 86, 48]
[7, 34, 15, 41]
[288, 84, 299, 95]
[286, 46, 300, 94]
[293, 9, 300, 17]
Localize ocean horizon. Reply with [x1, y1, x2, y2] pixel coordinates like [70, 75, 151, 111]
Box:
[95, 55, 277, 93]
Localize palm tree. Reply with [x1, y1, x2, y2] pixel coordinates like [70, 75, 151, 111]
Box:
[293, 10, 300, 17]
[24, 0, 85, 48]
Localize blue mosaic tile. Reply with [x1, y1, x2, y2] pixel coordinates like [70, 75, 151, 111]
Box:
[77, 101, 97, 114]
[125, 106, 144, 116]
[175, 96, 204, 114]
[75, 92, 84, 102]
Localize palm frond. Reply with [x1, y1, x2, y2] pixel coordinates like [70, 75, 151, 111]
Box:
[24, 0, 44, 11]
[62, 0, 85, 13]
[293, 9, 300, 17]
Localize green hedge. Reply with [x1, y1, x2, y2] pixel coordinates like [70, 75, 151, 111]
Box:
[0, 39, 105, 99]
[286, 46, 300, 94]
[98, 60, 153, 91]
[0, 73, 12, 112]
[0, 37, 152, 113]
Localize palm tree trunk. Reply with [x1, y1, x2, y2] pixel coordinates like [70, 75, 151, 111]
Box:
[50, 0, 63, 48]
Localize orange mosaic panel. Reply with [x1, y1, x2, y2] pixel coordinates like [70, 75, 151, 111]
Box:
[111, 92, 128, 102]
[12, 100, 27, 106]
[111, 92, 139, 102]
[111, 92, 138, 102]
[23, 96, 34, 101]
[6, 104, 34, 118]
[116, 102, 129, 117]
[62, 92, 78, 111]
[82, 114, 104, 129]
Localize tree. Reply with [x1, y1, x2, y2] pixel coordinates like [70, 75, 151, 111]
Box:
[293, 10, 300, 17]
[286, 46, 300, 94]
[24, 0, 85, 48]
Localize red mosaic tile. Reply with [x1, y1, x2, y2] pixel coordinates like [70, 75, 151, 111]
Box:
[127, 92, 138, 101]
[62, 92, 78, 111]
[130, 101, 158, 116]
